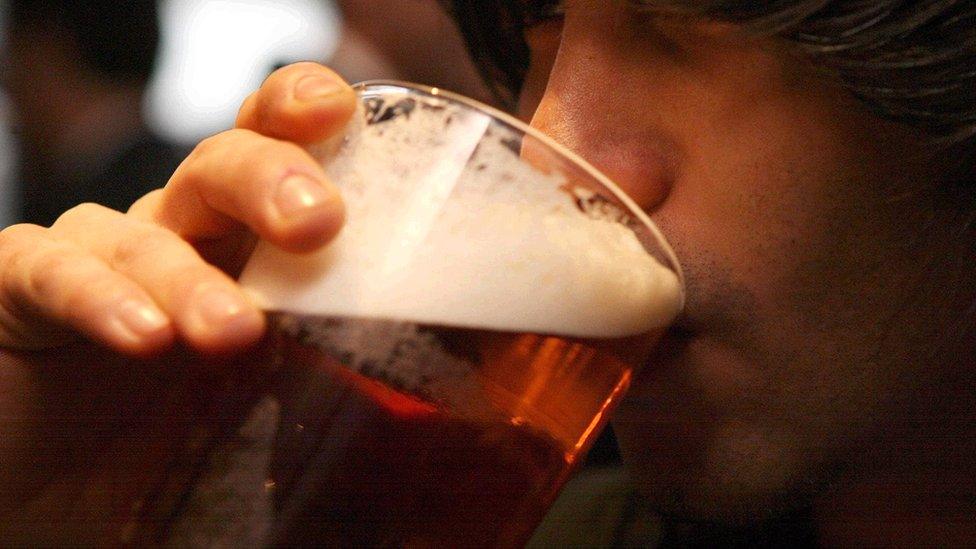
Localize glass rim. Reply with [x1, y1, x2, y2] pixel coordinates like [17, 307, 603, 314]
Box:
[354, 79, 685, 307]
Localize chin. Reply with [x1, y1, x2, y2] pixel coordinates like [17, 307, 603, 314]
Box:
[613, 328, 827, 528]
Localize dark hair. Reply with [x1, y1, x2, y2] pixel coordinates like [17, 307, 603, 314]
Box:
[8, 0, 161, 84]
[441, 0, 975, 161]
[437, 1, 537, 109]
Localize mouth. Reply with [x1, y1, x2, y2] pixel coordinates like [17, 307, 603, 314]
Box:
[664, 309, 698, 341]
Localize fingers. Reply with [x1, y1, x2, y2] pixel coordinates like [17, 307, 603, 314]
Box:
[145, 129, 345, 254]
[236, 62, 357, 144]
[48, 204, 265, 355]
[141, 62, 355, 255]
[0, 63, 358, 357]
[0, 223, 173, 356]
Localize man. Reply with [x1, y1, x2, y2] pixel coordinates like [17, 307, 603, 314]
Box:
[0, 0, 973, 545]
[3, 0, 186, 226]
[448, 2, 976, 545]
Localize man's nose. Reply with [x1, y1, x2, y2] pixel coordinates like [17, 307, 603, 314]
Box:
[529, 91, 675, 214]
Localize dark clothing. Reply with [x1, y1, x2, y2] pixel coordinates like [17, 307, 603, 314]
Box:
[17, 131, 186, 226]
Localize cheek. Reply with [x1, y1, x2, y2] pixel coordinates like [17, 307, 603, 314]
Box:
[652, 48, 899, 321]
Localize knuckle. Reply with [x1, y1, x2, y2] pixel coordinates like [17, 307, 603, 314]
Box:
[189, 132, 224, 159]
[188, 129, 256, 163]
[0, 223, 43, 249]
[53, 202, 112, 227]
[164, 161, 200, 197]
[24, 248, 77, 300]
[236, 91, 261, 126]
[222, 127, 259, 146]
[0, 248, 31, 304]
[109, 224, 180, 271]
[0, 225, 47, 303]
[204, 130, 307, 181]
[172, 131, 248, 192]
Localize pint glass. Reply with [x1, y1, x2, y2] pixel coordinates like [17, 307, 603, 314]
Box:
[233, 82, 685, 546]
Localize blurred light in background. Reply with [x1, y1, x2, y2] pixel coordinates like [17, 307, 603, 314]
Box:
[146, 0, 341, 144]
[0, 0, 340, 225]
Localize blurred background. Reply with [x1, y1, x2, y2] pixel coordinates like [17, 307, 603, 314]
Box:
[0, 0, 489, 227]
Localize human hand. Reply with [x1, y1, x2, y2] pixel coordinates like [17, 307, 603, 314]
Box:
[0, 63, 359, 541]
[0, 62, 356, 357]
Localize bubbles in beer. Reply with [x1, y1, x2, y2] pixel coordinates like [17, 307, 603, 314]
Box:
[240, 89, 682, 338]
[275, 314, 496, 420]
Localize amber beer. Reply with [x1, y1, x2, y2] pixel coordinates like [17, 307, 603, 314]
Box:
[262, 313, 652, 547]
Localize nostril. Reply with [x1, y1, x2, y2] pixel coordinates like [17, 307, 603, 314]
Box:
[589, 142, 678, 213]
[532, 110, 678, 213]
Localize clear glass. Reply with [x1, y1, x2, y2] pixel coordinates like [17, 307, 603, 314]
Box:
[145, 82, 683, 547]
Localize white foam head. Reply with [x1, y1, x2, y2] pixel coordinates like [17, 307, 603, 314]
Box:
[240, 84, 682, 338]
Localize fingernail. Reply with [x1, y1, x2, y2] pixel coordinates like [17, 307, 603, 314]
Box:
[189, 284, 265, 352]
[196, 286, 249, 327]
[116, 299, 170, 338]
[294, 74, 345, 102]
[275, 174, 335, 218]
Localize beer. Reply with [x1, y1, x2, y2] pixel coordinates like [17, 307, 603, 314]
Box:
[262, 313, 652, 547]
[116, 313, 651, 547]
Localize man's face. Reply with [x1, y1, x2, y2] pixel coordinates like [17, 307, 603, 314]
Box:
[520, 0, 943, 523]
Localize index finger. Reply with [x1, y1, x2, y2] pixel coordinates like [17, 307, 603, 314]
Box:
[236, 62, 357, 144]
